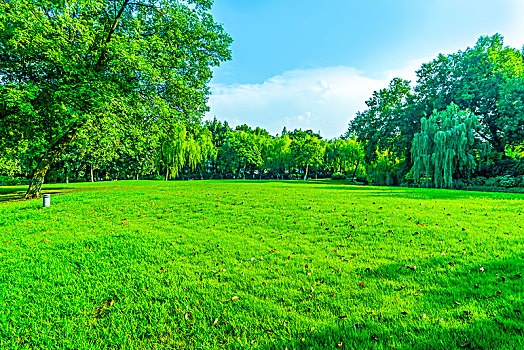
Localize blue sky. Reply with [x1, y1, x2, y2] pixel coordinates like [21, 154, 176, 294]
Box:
[206, 0, 524, 139]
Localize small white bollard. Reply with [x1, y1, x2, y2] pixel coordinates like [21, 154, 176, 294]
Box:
[43, 194, 51, 207]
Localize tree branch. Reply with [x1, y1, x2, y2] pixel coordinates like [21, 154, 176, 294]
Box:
[95, 0, 129, 70]
[128, 2, 165, 15]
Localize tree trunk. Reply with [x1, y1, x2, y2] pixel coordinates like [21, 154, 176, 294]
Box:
[90, 164, 94, 182]
[165, 167, 169, 181]
[304, 163, 309, 181]
[25, 124, 79, 199]
[352, 159, 361, 179]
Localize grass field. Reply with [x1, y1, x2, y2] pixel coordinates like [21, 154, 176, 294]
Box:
[0, 180, 523, 349]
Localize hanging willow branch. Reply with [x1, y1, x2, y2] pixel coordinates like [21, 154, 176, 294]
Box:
[411, 103, 479, 188]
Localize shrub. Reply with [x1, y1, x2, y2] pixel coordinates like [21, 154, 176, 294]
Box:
[355, 176, 369, 185]
[483, 175, 517, 188]
[497, 175, 517, 188]
[0, 176, 21, 186]
[331, 172, 346, 180]
[517, 175, 524, 188]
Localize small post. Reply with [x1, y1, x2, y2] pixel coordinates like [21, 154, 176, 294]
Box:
[43, 194, 51, 207]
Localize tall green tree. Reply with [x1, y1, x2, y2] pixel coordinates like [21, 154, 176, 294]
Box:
[411, 103, 479, 188]
[218, 131, 262, 179]
[266, 134, 292, 178]
[325, 138, 364, 177]
[414, 34, 524, 154]
[290, 133, 324, 180]
[0, 0, 231, 198]
[348, 78, 413, 163]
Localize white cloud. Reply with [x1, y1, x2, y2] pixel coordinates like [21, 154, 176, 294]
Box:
[206, 66, 389, 139]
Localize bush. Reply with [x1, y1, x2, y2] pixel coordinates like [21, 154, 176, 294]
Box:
[483, 175, 517, 188]
[331, 172, 346, 180]
[471, 176, 487, 186]
[142, 174, 165, 181]
[355, 176, 369, 185]
[497, 175, 517, 188]
[0, 176, 21, 186]
[484, 177, 497, 187]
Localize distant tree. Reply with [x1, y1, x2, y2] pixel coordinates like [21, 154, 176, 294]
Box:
[325, 138, 365, 177]
[290, 134, 324, 180]
[157, 123, 214, 180]
[219, 131, 262, 178]
[268, 134, 292, 178]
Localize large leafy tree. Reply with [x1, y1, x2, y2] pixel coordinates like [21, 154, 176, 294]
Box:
[348, 78, 413, 163]
[218, 131, 262, 179]
[289, 132, 324, 180]
[414, 34, 524, 154]
[0, 0, 231, 198]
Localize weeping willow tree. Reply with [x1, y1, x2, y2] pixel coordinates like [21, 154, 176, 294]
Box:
[157, 124, 215, 180]
[411, 103, 479, 188]
[185, 128, 215, 179]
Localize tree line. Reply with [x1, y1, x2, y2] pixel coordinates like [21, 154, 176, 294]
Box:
[1, 1, 523, 196]
[1, 117, 367, 183]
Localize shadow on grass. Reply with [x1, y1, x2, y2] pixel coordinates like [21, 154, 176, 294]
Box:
[299, 184, 524, 201]
[260, 318, 523, 350]
[260, 255, 523, 350]
[0, 186, 75, 203]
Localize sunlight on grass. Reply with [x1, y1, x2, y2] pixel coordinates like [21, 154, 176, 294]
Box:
[0, 180, 522, 349]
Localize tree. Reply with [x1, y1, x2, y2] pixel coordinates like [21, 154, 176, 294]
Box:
[290, 133, 324, 180]
[411, 103, 479, 188]
[325, 138, 364, 177]
[496, 77, 524, 147]
[348, 78, 413, 163]
[218, 131, 262, 179]
[72, 117, 124, 182]
[414, 34, 524, 154]
[156, 123, 214, 180]
[267, 134, 292, 178]
[0, 0, 231, 198]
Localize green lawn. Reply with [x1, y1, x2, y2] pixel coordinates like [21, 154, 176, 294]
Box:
[0, 180, 522, 349]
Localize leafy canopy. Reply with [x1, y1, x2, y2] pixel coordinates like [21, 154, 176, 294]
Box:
[0, 0, 232, 175]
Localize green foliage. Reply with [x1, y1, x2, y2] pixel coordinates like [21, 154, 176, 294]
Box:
[367, 149, 403, 186]
[348, 78, 413, 163]
[415, 34, 524, 153]
[267, 134, 292, 177]
[0, 175, 30, 186]
[290, 133, 324, 180]
[158, 123, 214, 179]
[411, 104, 479, 188]
[218, 131, 263, 178]
[330, 172, 346, 180]
[0, 0, 232, 195]
[325, 138, 364, 176]
[348, 34, 524, 183]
